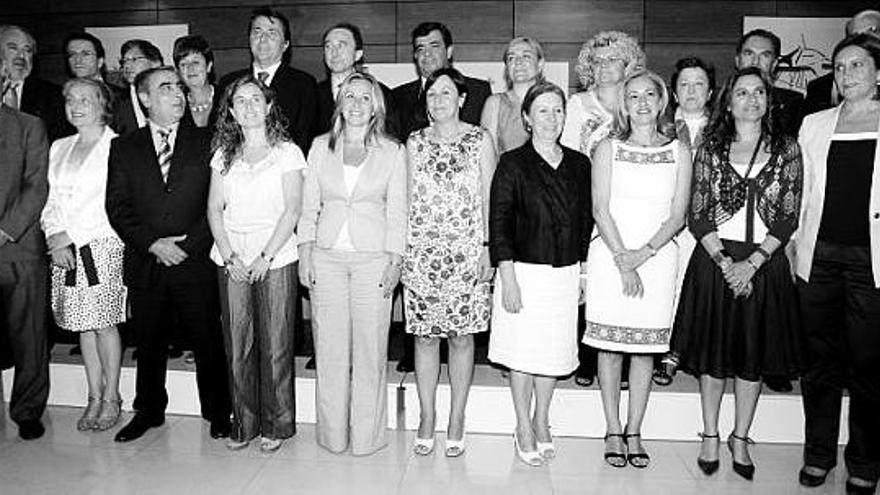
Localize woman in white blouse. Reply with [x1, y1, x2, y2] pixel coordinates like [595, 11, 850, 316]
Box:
[41, 78, 126, 432]
[207, 74, 305, 452]
[298, 72, 406, 456]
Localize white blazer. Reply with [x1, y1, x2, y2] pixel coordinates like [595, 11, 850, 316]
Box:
[795, 105, 880, 287]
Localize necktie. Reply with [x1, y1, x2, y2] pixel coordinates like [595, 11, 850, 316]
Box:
[3, 82, 19, 110]
[257, 71, 269, 85]
[157, 129, 172, 183]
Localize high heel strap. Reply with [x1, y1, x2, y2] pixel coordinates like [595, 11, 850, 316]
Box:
[698, 432, 720, 439]
[729, 433, 754, 444]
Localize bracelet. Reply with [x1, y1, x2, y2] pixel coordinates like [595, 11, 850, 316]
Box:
[755, 247, 771, 261]
[645, 242, 658, 257]
[709, 249, 729, 266]
[746, 258, 761, 271]
[224, 252, 238, 267]
[579, 272, 589, 280]
[260, 251, 275, 263]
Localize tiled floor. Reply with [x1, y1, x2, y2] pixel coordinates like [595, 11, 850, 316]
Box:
[0, 405, 861, 495]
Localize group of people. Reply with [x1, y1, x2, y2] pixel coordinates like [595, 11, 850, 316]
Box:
[2, 6, 880, 494]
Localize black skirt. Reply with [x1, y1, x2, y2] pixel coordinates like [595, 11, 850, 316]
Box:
[670, 240, 804, 381]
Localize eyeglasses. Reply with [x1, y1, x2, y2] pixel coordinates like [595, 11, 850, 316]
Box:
[592, 55, 625, 67]
[154, 82, 187, 94]
[120, 55, 148, 66]
[67, 50, 97, 60]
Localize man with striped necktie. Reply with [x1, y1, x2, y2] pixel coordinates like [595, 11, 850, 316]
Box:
[106, 66, 231, 443]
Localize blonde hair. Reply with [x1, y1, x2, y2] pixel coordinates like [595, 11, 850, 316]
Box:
[574, 30, 645, 90]
[611, 69, 673, 141]
[328, 71, 389, 151]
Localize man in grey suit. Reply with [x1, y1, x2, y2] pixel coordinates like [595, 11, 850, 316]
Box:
[0, 58, 50, 440]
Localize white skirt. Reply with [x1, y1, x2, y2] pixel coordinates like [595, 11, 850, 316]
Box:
[489, 262, 580, 376]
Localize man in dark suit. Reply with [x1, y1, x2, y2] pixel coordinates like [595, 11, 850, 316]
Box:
[106, 67, 231, 442]
[391, 21, 491, 144]
[317, 22, 396, 136]
[64, 32, 126, 107]
[218, 7, 318, 152]
[0, 24, 71, 141]
[0, 62, 50, 441]
[112, 39, 163, 137]
[391, 21, 491, 372]
[804, 9, 880, 116]
[734, 28, 804, 138]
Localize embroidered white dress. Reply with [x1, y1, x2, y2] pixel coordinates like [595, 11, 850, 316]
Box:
[583, 139, 682, 353]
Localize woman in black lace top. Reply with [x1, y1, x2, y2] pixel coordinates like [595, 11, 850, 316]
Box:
[670, 67, 804, 481]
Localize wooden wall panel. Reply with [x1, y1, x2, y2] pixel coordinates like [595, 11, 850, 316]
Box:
[776, 1, 879, 17]
[282, 3, 397, 46]
[158, 7, 257, 50]
[645, 1, 775, 43]
[396, 1, 514, 44]
[47, 0, 156, 14]
[644, 42, 736, 87]
[515, 0, 643, 43]
[2, 0, 50, 15]
[158, 0, 265, 9]
[211, 47, 252, 80]
[24, 11, 159, 59]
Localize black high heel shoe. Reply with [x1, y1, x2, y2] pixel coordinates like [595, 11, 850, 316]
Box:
[726, 434, 755, 480]
[798, 466, 829, 487]
[845, 479, 877, 495]
[696, 432, 720, 475]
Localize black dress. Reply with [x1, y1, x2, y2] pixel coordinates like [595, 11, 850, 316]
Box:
[670, 136, 805, 381]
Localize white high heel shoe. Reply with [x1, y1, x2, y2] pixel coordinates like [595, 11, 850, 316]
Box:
[514, 433, 543, 467]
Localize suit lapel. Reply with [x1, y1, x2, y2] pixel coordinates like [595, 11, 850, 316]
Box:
[135, 127, 166, 187]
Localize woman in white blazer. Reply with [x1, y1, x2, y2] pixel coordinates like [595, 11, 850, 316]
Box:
[298, 72, 407, 456]
[795, 33, 880, 495]
[41, 78, 126, 432]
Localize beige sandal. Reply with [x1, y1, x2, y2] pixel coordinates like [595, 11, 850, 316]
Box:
[94, 398, 123, 431]
[77, 397, 101, 431]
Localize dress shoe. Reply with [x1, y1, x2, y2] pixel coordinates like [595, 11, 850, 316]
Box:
[210, 418, 231, 439]
[765, 377, 793, 393]
[798, 466, 829, 487]
[396, 357, 414, 373]
[305, 356, 316, 370]
[846, 479, 878, 495]
[727, 434, 755, 480]
[114, 414, 164, 442]
[18, 419, 45, 440]
[696, 432, 720, 475]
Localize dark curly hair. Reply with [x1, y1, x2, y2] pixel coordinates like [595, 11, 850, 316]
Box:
[211, 74, 290, 174]
[702, 67, 782, 158]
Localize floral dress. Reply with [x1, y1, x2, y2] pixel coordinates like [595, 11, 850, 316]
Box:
[401, 126, 491, 338]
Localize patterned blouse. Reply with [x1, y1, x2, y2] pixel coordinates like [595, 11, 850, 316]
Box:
[689, 135, 803, 244]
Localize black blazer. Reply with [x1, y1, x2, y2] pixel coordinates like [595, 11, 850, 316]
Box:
[315, 77, 398, 138]
[804, 73, 835, 117]
[105, 125, 214, 289]
[391, 75, 490, 143]
[20, 76, 73, 141]
[219, 65, 318, 152]
[111, 87, 143, 137]
[772, 86, 805, 138]
[489, 142, 593, 267]
[0, 105, 49, 262]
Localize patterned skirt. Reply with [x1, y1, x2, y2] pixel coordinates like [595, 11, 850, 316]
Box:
[51, 236, 127, 332]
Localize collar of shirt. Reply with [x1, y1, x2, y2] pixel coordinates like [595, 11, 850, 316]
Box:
[330, 71, 352, 100]
[149, 121, 180, 154]
[130, 84, 147, 127]
[5, 79, 24, 108]
[253, 61, 282, 86]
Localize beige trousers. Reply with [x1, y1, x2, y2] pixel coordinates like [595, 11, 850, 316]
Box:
[311, 249, 391, 455]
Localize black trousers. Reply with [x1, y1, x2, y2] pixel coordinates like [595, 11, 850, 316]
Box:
[799, 240, 880, 482]
[0, 260, 48, 424]
[129, 263, 231, 423]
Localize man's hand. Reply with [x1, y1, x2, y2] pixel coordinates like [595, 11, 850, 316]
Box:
[149, 235, 188, 266]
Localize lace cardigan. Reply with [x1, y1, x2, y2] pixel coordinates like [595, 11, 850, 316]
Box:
[689, 135, 803, 244]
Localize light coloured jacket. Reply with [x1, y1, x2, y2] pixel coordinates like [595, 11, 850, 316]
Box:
[795, 105, 880, 287]
[298, 133, 407, 255]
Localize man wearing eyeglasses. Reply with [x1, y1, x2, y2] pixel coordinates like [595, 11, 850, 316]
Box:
[218, 7, 318, 152]
[63, 32, 125, 108]
[112, 39, 162, 136]
[0, 24, 70, 140]
[106, 66, 231, 443]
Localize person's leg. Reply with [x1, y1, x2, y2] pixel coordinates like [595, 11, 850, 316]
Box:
[254, 263, 297, 442]
[509, 370, 536, 450]
[414, 336, 440, 441]
[532, 375, 557, 447]
[575, 307, 596, 386]
[78, 330, 103, 428]
[698, 375, 725, 465]
[1, 261, 49, 427]
[94, 325, 123, 429]
[447, 334, 475, 442]
[624, 354, 654, 466]
[218, 268, 258, 444]
[311, 250, 354, 453]
[597, 350, 625, 464]
[798, 246, 847, 476]
[128, 285, 169, 422]
[349, 253, 391, 455]
[841, 246, 880, 487]
[730, 378, 762, 468]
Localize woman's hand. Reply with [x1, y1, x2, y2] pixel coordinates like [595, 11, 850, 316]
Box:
[50, 246, 75, 270]
[226, 256, 250, 284]
[723, 261, 756, 297]
[380, 262, 401, 299]
[619, 269, 644, 298]
[479, 247, 495, 282]
[501, 275, 523, 313]
[247, 256, 271, 284]
[614, 247, 652, 272]
[298, 246, 315, 289]
[46, 232, 73, 252]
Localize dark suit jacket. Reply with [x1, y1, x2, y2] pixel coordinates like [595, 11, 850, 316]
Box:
[20, 76, 73, 141]
[804, 73, 835, 117]
[111, 87, 143, 137]
[316, 77, 398, 138]
[772, 86, 805, 138]
[0, 105, 49, 263]
[391, 75, 490, 143]
[105, 125, 214, 289]
[219, 65, 318, 152]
